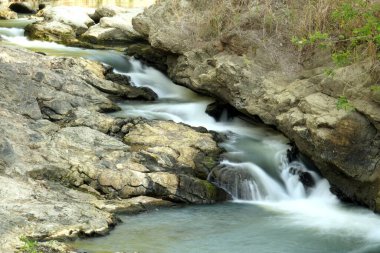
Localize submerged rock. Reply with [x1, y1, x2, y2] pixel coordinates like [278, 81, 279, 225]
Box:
[206, 101, 240, 121]
[105, 72, 158, 101]
[289, 167, 316, 188]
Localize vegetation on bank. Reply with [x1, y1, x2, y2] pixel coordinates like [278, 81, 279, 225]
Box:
[160, 0, 379, 58]
[19, 236, 41, 253]
[156, 0, 380, 110]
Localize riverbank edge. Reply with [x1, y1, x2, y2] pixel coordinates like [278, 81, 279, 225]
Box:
[125, 1, 380, 212]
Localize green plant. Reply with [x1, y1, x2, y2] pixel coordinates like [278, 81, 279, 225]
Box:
[336, 96, 355, 111]
[332, 51, 352, 66]
[371, 85, 380, 92]
[19, 236, 41, 253]
[324, 68, 336, 77]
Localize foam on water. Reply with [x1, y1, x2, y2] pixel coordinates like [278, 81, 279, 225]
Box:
[2, 19, 380, 249]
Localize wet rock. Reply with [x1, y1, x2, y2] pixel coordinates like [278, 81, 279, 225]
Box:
[289, 167, 315, 188]
[25, 21, 77, 44]
[9, 2, 36, 14]
[126, 43, 171, 72]
[286, 145, 298, 163]
[105, 72, 158, 101]
[206, 101, 240, 121]
[0, 7, 17, 19]
[208, 165, 253, 200]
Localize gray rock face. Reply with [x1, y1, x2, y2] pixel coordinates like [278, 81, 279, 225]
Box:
[0, 47, 118, 120]
[131, 0, 380, 211]
[0, 46, 226, 251]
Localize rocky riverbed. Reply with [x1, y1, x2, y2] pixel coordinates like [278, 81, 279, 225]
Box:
[19, 2, 380, 211]
[127, 0, 380, 211]
[0, 46, 227, 252]
[1, 0, 380, 252]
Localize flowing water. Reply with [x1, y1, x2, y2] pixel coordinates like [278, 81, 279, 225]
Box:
[1, 10, 380, 253]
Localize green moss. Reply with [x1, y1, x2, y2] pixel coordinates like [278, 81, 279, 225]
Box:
[19, 236, 42, 253]
[201, 180, 218, 198]
[202, 156, 217, 169]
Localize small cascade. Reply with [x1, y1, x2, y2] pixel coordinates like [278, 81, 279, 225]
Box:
[209, 142, 325, 202]
[3, 17, 380, 252]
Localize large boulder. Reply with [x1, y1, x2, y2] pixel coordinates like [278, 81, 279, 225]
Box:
[24, 21, 78, 45]
[130, 0, 380, 212]
[0, 7, 17, 19]
[39, 6, 95, 35]
[81, 9, 144, 44]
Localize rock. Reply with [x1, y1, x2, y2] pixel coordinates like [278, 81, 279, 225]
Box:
[90, 5, 128, 23]
[81, 10, 144, 45]
[123, 119, 223, 179]
[205, 101, 240, 121]
[0, 46, 227, 251]
[371, 88, 380, 104]
[105, 72, 158, 101]
[0, 7, 17, 19]
[0, 176, 117, 252]
[126, 43, 171, 72]
[0, 47, 120, 121]
[9, 2, 36, 14]
[131, 1, 380, 212]
[286, 145, 298, 163]
[40, 6, 95, 35]
[209, 165, 254, 200]
[289, 167, 315, 188]
[38, 3, 46, 11]
[25, 21, 77, 45]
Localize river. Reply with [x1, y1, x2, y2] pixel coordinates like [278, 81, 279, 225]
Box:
[1, 3, 380, 253]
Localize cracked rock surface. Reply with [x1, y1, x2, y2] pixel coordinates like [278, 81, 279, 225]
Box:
[0, 46, 227, 252]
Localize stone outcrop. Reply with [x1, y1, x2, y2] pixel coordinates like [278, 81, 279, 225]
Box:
[24, 20, 81, 46]
[0, 46, 227, 251]
[25, 6, 144, 47]
[130, 0, 380, 211]
[81, 9, 144, 45]
[0, 7, 17, 19]
[37, 6, 95, 35]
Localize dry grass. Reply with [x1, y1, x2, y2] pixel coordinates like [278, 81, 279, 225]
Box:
[153, 0, 379, 61]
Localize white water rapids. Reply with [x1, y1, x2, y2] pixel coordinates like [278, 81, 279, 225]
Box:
[1, 21, 380, 252]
